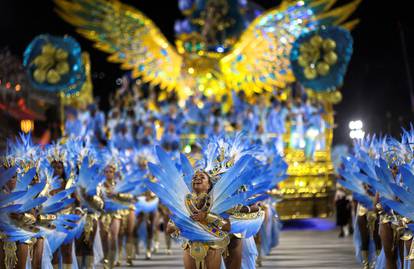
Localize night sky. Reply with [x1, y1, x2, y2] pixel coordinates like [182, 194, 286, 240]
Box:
[1, 0, 413, 145]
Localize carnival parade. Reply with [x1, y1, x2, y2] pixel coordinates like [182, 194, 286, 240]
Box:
[0, 0, 413, 268]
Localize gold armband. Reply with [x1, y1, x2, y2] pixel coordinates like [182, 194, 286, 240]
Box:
[357, 205, 368, 216]
[401, 230, 413, 241]
[167, 220, 180, 238]
[206, 213, 226, 229]
[376, 203, 384, 215]
[226, 204, 242, 214]
[171, 229, 181, 239]
[38, 214, 57, 223]
[92, 195, 104, 210]
[380, 214, 392, 224]
[117, 193, 134, 201]
[366, 211, 377, 232]
[22, 213, 36, 225]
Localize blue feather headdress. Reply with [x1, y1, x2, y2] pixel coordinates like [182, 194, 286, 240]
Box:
[195, 132, 262, 183]
[44, 141, 67, 164]
[3, 133, 41, 171]
[64, 137, 97, 168]
[133, 146, 157, 168]
[98, 142, 123, 171]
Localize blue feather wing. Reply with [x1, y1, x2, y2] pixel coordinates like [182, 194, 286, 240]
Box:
[170, 215, 221, 242]
[211, 155, 253, 207]
[338, 170, 366, 193]
[55, 216, 85, 244]
[104, 199, 129, 212]
[352, 172, 376, 187]
[229, 213, 265, 237]
[42, 198, 75, 214]
[14, 181, 46, 205]
[154, 146, 182, 182]
[180, 153, 194, 190]
[38, 227, 67, 253]
[0, 191, 26, 208]
[0, 223, 38, 242]
[42, 202, 64, 214]
[353, 193, 373, 210]
[78, 158, 100, 195]
[15, 168, 37, 191]
[216, 165, 255, 203]
[373, 160, 395, 198]
[145, 180, 187, 217]
[211, 191, 253, 214]
[246, 194, 270, 205]
[381, 198, 414, 220]
[136, 197, 159, 213]
[0, 167, 17, 189]
[0, 204, 23, 213]
[42, 187, 75, 208]
[399, 165, 414, 192]
[114, 180, 136, 194]
[357, 159, 376, 179]
[57, 214, 81, 222]
[336, 179, 363, 195]
[16, 197, 47, 213]
[389, 184, 412, 207]
[148, 148, 189, 213]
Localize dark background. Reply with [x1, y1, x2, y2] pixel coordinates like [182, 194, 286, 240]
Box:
[1, 0, 413, 145]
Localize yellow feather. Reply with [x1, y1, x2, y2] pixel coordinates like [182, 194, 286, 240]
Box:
[341, 19, 360, 30]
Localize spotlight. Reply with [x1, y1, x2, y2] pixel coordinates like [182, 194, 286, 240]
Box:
[348, 119, 365, 140]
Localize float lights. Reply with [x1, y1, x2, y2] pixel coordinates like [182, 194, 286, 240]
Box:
[20, 120, 34, 133]
[184, 144, 192, 154]
[348, 120, 363, 130]
[348, 120, 365, 139]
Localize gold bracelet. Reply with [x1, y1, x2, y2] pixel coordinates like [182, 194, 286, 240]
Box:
[38, 214, 57, 223]
[22, 213, 36, 225]
[206, 213, 226, 229]
[92, 195, 104, 210]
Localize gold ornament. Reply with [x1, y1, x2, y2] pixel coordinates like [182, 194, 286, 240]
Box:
[4, 241, 17, 269]
[47, 69, 61, 84]
[42, 43, 56, 55]
[322, 39, 336, 51]
[310, 35, 323, 48]
[34, 55, 54, 70]
[324, 51, 338, 65]
[297, 34, 340, 81]
[316, 62, 330, 76]
[298, 55, 308, 67]
[55, 48, 69, 61]
[308, 48, 320, 63]
[304, 67, 317, 80]
[32, 43, 71, 84]
[33, 69, 47, 83]
[299, 43, 311, 53]
[328, 91, 342, 103]
[56, 61, 70, 75]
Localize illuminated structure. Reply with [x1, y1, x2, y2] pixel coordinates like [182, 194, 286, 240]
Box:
[56, 0, 361, 219]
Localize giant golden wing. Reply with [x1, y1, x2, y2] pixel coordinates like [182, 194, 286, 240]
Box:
[55, 0, 183, 92]
[220, 0, 361, 96]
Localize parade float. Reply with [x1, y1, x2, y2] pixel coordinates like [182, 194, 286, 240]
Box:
[23, 34, 94, 136]
[54, 0, 360, 220]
